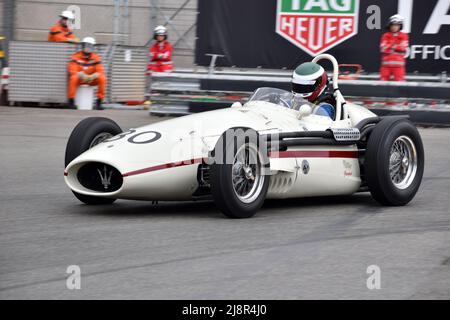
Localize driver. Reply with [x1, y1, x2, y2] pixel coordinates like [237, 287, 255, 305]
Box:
[291, 62, 335, 119]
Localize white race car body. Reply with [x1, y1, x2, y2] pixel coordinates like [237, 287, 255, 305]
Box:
[64, 97, 375, 201]
[64, 54, 424, 218]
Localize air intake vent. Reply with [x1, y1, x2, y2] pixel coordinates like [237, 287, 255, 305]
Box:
[77, 163, 123, 192]
[197, 164, 211, 188]
[330, 128, 361, 141]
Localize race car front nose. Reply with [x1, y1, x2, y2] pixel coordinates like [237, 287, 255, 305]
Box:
[64, 161, 124, 196]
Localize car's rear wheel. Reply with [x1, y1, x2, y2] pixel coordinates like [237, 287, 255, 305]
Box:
[65, 117, 122, 205]
[365, 118, 424, 206]
[210, 128, 269, 218]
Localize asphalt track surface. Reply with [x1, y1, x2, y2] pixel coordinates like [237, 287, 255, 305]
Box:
[0, 107, 449, 300]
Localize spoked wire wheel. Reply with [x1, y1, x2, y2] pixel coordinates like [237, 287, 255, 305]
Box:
[231, 144, 266, 204]
[389, 136, 418, 190]
[365, 118, 424, 206]
[210, 128, 270, 218]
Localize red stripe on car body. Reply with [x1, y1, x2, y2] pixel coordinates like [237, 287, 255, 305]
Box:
[121, 151, 358, 177]
[122, 158, 204, 177]
[269, 150, 359, 159]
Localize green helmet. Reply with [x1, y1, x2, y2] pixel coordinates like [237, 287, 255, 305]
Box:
[292, 62, 328, 102]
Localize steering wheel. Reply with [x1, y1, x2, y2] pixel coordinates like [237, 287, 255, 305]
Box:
[263, 93, 291, 108]
[267, 93, 280, 104]
[278, 97, 291, 108]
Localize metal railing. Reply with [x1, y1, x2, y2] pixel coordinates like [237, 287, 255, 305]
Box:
[148, 65, 450, 116]
[150, 70, 450, 94]
[156, 66, 450, 83]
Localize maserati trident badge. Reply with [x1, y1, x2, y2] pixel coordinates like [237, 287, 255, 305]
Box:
[98, 165, 113, 190]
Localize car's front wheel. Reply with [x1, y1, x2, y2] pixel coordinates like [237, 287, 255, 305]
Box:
[210, 128, 270, 218]
[365, 118, 424, 206]
[65, 117, 122, 205]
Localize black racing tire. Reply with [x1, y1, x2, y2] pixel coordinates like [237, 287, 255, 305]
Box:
[65, 117, 122, 205]
[210, 128, 270, 218]
[365, 118, 424, 206]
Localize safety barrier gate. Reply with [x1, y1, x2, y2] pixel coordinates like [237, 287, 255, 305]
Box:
[8, 41, 147, 105]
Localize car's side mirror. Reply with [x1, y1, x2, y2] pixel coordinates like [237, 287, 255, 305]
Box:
[298, 104, 312, 119]
[231, 102, 243, 108]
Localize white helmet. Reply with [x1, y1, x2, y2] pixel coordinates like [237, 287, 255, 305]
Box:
[389, 14, 404, 25]
[60, 10, 75, 20]
[154, 25, 168, 39]
[81, 37, 96, 45]
[154, 25, 167, 35]
[292, 62, 328, 102]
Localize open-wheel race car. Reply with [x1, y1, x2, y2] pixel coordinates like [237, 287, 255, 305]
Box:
[64, 54, 424, 218]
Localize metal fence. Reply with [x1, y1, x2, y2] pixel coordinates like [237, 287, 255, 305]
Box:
[9, 41, 73, 103]
[8, 41, 148, 104]
[109, 46, 148, 103]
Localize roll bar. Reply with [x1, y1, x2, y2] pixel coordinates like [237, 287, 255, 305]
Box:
[312, 54, 346, 121]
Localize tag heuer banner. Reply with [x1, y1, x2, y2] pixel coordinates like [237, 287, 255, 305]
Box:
[276, 0, 359, 56]
[195, 0, 450, 73]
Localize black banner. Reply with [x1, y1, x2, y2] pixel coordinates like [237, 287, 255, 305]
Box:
[2, 300, 450, 318]
[195, 0, 450, 74]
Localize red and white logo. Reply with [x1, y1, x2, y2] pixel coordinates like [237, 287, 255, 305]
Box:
[276, 0, 359, 56]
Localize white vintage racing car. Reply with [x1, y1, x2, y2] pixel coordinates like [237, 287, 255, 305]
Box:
[64, 54, 424, 218]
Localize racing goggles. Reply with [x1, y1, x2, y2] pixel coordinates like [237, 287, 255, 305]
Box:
[292, 73, 327, 97]
[291, 82, 318, 97]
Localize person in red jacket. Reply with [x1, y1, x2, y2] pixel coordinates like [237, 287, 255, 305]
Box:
[148, 26, 173, 73]
[380, 14, 409, 81]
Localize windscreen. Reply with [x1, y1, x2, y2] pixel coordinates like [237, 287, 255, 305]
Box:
[247, 87, 314, 111]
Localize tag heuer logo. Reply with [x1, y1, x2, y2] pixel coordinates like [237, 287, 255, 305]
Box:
[276, 0, 359, 56]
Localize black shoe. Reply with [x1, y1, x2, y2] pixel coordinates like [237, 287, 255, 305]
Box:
[95, 98, 104, 110]
[68, 98, 76, 109]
